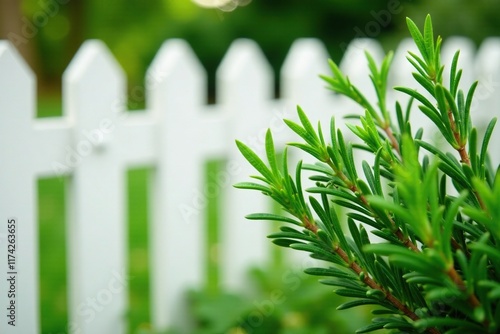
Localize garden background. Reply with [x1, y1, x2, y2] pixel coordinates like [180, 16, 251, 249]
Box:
[1, 0, 500, 333]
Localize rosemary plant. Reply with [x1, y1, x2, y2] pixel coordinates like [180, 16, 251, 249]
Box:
[235, 15, 500, 334]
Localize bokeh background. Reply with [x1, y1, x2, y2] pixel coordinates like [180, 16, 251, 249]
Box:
[1, 0, 500, 333]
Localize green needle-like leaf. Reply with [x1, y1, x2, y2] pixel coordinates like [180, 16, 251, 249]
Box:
[234, 14, 500, 333]
[236, 140, 276, 183]
[406, 17, 429, 63]
[265, 129, 279, 177]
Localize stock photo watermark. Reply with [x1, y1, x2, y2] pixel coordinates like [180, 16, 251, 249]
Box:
[5, 218, 18, 327]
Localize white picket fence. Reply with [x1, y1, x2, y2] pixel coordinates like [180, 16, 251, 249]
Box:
[1, 36, 500, 334]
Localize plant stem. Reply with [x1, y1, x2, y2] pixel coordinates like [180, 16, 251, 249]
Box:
[302, 214, 318, 234]
[300, 217, 441, 334]
[395, 229, 419, 252]
[304, 208, 482, 332]
[325, 159, 420, 252]
[447, 110, 486, 210]
[340, 250, 444, 334]
[383, 125, 401, 156]
[446, 266, 489, 327]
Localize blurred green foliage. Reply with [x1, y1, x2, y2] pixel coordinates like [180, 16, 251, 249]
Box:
[160, 267, 372, 334]
[38, 177, 68, 333]
[15, 0, 500, 102]
[15, 0, 500, 103]
[21, 0, 397, 98]
[183, 267, 369, 334]
[405, 0, 500, 43]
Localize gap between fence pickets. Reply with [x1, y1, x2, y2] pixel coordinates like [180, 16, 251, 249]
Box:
[1, 35, 500, 333]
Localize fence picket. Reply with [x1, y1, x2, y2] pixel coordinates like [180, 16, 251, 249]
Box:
[63, 40, 128, 334]
[281, 38, 332, 124]
[217, 39, 274, 291]
[442, 37, 476, 92]
[147, 39, 207, 331]
[0, 41, 40, 334]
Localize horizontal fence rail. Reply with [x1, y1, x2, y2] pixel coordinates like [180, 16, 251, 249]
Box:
[1, 36, 500, 333]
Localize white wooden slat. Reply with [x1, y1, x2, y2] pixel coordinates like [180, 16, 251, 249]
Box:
[33, 121, 72, 177]
[197, 106, 230, 158]
[0, 41, 40, 334]
[338, 39, 386, 242]
[475, 38, 500, 168]
[147, 39, 206, 331]
[442, 37, 476, 93]
[280, 38, 333, 261]
[340, 38, 385, 103]
[115, 113, 157, 167]
[280, 38, 331, 109]
[339, 38, 385, 142]
[389, 38, 418, 92]
[340, 39, 384, 172]
[63, 40, 127, 334]
[217, 39, 273, 291]
[281, 38, 332, 125]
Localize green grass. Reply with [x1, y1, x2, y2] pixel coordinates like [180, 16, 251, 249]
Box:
[38, 177, 68, 333]
[205, 160, 222, 294]
[127, 168, 151, 333]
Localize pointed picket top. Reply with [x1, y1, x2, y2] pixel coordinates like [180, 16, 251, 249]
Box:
[339, 38, 384, 103]
[475, 37, 500, 95]
[63, 40, 128, 333]
[389, 38, 418, 88]
[64, 40, 125, 125]
[65, 39, 124, 86]
[280, 38, 331, 107]
[281, 38, 330, 96]
[0, 40, 34, 83]
[340, 38, 385, 73]
[218, 39, 273, 292]
[0, 41, 39, 334]
[279, 38, 333, 148]
[476, 37, 500, 76]
[475, 37, 500, 119]
[147, 39, 206, 114]
[147, 39, 207, 331]
[0, 41, 35, 126]
[217, 39, 273, 103]
[441, 37, 476, 90]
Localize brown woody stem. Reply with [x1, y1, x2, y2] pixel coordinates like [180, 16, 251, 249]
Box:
[384, 125, 401, 156]
[447, 110, 486, 210]
[447, 266, 489, 327]
[324, 160, 421, 253]
[300, 216, 440, 333]
[333, 234, 440, 334]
